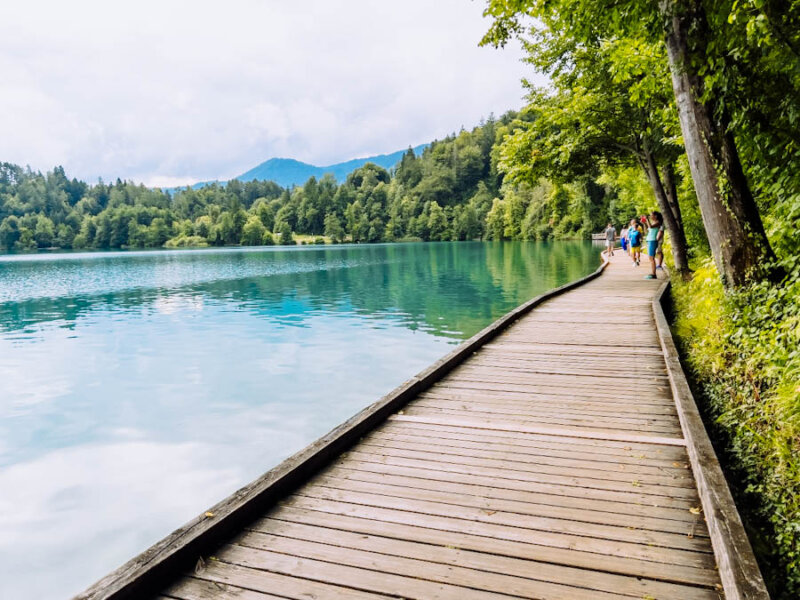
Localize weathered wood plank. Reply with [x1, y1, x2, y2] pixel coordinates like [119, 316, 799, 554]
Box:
[418, 391, 679, 417]
[323, 465, 701, 523]
[246, 519, 721, 599]
[161, 576, 286, 600]
[330, 458, 700, 510]
[383, 419, 687, 457]
[359, 433, 693, 478]
[312, 471, 707, 535]
[232, 530, 626, 600]
[279, 494, 716, 567]
[350, 442, 694, 487]
[294, 483, 707, 551]
[214, 544, 517, 600]
[389, 414, 687, 446]
[190, 560, 392, 600]
[261, 505, 721, 587]
[404, 402, 683, 434]
[373, 425, 688, 465]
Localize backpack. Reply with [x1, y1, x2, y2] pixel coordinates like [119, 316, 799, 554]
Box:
[629, 228, 642, 246]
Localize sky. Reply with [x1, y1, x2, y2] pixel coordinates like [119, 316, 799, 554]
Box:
[0, 1, 531, 187]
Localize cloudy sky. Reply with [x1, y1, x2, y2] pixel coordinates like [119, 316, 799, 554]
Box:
[0, 1, 530, 187]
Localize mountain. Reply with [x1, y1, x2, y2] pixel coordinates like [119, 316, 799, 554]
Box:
[237, 143, 427, 187]
[172, 144, 427, 192]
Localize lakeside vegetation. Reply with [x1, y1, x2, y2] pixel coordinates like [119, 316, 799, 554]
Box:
[482, 1, 799, 595]
[1, 111, 651, 254]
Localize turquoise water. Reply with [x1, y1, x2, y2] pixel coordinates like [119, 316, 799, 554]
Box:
[0, 241, 597, 599]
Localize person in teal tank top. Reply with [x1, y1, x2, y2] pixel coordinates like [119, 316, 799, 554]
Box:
[644, 211, 663, 280]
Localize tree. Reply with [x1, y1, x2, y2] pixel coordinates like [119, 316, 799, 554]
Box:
[146, 217, 170, 247]
[427, 201, 449, 241]
[482, 0, 784, 286]
[486, 198, 506, 240]
[345, 200, 367, 242]
[241, 215, 266, 246]
[491, 23, 692, 272]
[279, 222, 295, 245]
[15, 227, 36, 250]
[0, 216, 21, 249]
[324, 213, 345, 243]
[659, 0, 777, 285]
[33, 215, 56, 247]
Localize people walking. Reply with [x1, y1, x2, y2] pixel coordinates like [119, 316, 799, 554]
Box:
[643, 211, 664, 280]
[627, 218, 643, 266]
[604, 222, 616, 257]
[620, 224, 629, 254]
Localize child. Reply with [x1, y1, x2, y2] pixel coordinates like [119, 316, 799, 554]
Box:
[643, 211, 664, 280]
[627, 218, 643, 266]
[604, 222, 616, 257]
[620, 224, 629, 253]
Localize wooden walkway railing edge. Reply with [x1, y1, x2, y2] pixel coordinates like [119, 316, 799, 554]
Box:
[653, 278, 770, 600]
[74, 256, 613, 600]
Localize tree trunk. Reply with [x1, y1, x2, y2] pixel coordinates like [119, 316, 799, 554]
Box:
[661, 161, 683, 230]
[659, 0, 777, 287]
[640, 149, 691, 276]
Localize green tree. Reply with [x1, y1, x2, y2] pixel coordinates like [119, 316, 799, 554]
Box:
[0, 216, 21, 249]
[485, 198, 506, 240]
[324, 213, 345, 243]
[278, 222, 295, 245]
[427, 201, 449, 241]
[482, 0, 789, 286]
[241, 215, 266, 246]
[33, 215, 55, 247]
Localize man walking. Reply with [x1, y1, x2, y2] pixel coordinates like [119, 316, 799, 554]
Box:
[604, 222, 616, 257]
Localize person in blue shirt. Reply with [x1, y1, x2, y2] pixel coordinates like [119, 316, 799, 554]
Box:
[643, 211, 664, 280]
[627, 218, 643, 266]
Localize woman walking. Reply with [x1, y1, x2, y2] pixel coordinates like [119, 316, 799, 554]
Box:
[644, 211, 664, 280]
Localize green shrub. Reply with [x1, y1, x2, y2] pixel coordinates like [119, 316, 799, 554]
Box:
[671, 259, 800, 597]
[163, 235, 208, 248]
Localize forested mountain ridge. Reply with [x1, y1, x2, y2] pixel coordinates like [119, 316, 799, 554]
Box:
[173, 144, 430, 192]
[236, 144, 429, 187]
[0, 111, 653, 252]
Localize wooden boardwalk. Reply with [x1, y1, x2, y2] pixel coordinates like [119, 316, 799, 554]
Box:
[80, 253, 768, 600]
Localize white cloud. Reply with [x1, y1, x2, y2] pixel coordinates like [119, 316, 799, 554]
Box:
[0, 0, 532, 186]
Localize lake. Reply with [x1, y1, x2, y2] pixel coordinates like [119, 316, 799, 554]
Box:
[0, 241, 598, 599]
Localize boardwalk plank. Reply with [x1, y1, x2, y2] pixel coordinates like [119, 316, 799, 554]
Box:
[261, 506, 721, 587]
[278, 494, 716, 568]
[323, 465, 701, 524]
[245, 519, 717, 599]
[290, 485, 709, 551]
[313, 471, 707, 535]
[215, 544, 518, 599]
[331, 458, 699, 510]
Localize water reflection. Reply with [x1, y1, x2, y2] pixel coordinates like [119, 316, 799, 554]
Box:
[0, 241, 597, 599]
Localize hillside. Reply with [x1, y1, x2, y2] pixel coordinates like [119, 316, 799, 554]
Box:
[174, 144, 428, 191]
[237, 144, 427, 187]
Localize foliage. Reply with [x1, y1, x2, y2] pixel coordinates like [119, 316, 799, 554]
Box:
[672, 261, 800, 596]
[1, 113, 641, 254]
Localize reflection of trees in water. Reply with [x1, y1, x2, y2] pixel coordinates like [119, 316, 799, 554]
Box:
[0, 242, 597, 339]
